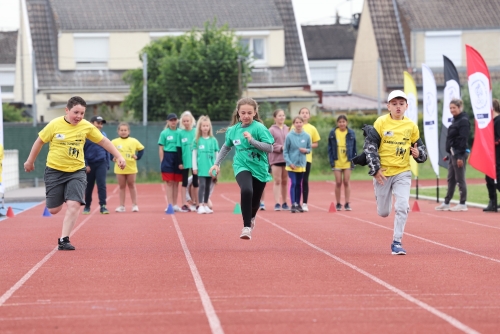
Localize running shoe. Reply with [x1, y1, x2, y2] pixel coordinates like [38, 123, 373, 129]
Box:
[205, 206, 214, 214]
[189, 205, 197, 212]
[115, 206, 125, 213]
[180, 205, 190, 212]
[344, 203, 352, 211]
[274, 203, 281, 211]
[58, 236, 75, 251]
[240, 227, 252, 240]
[132, 205, 139, 212]
[336, 203, 342, 211]
[302, 203, 309, 212]
[291, 204, 297, 213]
[100, 205, 109, 214]
[435, 203, 450, 211]
[450, 204, 468, 211]
[391, 241, 406, 255]
[174, 205, 188, 212]
[197, 206, 207, 214]
[281, 203, 290, 211]
[296, 204, 304, 213]
[259, 202, 266, 211]
[82, 207, 91, 215]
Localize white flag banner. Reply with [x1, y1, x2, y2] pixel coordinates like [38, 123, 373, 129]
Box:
[422, 64, 439, 177]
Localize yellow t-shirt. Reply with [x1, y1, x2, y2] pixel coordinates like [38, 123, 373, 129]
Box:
[111, 137, 145, 174]
[374, 114, 420, 177]
[291, 123, 320, 163]
[335, 128, 350, 169]
[39, 117, 104, 172]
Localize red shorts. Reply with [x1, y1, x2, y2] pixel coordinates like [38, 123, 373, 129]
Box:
[162, 172, 182, 182]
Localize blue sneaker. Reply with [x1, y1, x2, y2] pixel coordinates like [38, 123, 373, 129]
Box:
[259, 202, 265, 211]
[281, 203, 290, 211]
[391, 241, 406, 255]
[274, 203, 281, 211]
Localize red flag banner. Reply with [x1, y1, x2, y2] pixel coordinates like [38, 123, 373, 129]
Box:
[466, 45, 496, 180]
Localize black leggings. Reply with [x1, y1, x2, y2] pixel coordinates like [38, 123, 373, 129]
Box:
[235, 171, 266, 228]
[181, 169, 198, 187]
[198, 176, 212, 204]
[302, 162, 312, 203]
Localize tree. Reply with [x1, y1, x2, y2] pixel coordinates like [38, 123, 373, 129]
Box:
[2, 103, 27, 122]
[123, 21, 251, 121]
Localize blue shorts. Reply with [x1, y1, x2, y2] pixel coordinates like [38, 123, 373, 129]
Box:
[161, 151, 181, 174]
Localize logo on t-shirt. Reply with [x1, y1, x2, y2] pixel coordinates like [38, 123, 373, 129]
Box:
[233, 139, 241, 146]
[167, 136, 174, 140]
[383, 131, 394, 137]
[199, 145, 205, 149]
[55, 134, 65, 140]
[182, 138, 188, 143]
[301, 139, 305, 143]
[117, 145, 122, 149]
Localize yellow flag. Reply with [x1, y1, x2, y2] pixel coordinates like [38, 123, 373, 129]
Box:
[404, 71, 419, 177]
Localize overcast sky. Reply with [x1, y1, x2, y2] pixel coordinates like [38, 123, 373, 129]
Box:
[0, 0, 364, 31]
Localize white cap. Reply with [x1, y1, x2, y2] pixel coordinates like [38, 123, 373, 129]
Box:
[387, 90, 407, 102]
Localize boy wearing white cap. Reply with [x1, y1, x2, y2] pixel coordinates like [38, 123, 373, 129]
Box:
[364, 90, 427, 255]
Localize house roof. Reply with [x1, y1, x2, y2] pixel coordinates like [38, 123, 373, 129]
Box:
[0, 31, 18, 64]
[27, 0, 308, 91]
[367, 0, 500, 89]
[50, 0, 283, 31]
[301, 24, 357, 60]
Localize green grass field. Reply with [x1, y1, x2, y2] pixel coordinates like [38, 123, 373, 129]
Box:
[411, 184, 489, 205]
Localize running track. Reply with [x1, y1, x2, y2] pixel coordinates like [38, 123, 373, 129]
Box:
[1, 180, 499, 333]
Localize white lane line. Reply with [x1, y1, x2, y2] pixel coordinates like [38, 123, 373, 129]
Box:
[0, 190, 118, 307]
[167, 185, 224, 334]
[309, 203, 500, 264]
[220, 194, 479, 334]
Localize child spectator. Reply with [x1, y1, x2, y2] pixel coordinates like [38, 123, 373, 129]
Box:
[192, 115, 219, 214]
[112, 122, 145, 212]
[327, 115, 357, 211]
[268, 109, 290, 211]
[24, 96, 125, 250]
[177, 111, 197, 212]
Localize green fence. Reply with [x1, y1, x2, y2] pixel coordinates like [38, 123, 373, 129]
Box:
[5, 121, 230, 182]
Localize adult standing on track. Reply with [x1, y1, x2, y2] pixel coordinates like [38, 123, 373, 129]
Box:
[268, 109, 290, 211]
[483, 98, 500, 212]
[83, 115, 110, 215]
[209, 98, 274, 240]
[292, 107, 320, 212]
[24, 96, 126, 250]
[435, 99, 470, 212]
[364, 90, 427, 255]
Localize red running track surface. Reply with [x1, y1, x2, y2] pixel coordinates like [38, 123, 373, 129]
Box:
[0, 180, 499, 333]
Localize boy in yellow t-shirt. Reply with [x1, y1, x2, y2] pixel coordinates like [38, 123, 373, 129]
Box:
[365, 90, 427, 255]
[24, 96, 126, 251]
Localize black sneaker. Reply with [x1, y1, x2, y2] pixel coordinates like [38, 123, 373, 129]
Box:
[336, 203, 342, 211]
[291, 204, 297, 213]
[296, 204, 304, 213]
[344, 203, 352, 211]
[100, 205, 109, 214]
[58, 236, 75, 250]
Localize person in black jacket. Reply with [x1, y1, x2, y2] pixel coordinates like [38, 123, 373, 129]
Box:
[83, 116, 111, 214]
[435, 99, 470, 212]
[483, 98, 500, 212]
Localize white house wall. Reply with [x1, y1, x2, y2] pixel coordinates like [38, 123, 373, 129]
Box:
[309, 59, 352, 92]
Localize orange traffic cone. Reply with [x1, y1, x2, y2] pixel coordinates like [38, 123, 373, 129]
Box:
[6, 206, 15, 218]
[412, 201, 420, 212]
[328, 202, 337, 213]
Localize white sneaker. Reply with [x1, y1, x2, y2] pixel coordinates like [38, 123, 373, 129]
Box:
[173, 205, 182, 212]
[189, 205, 197, 212]
[302, 203, 309, 212]
[435, 203, 450, 211]
[250, 217, 256, 230]
[450, 204, 468, 211]
[115, 206, 125, 212]
[240, 227, 252, 240]
[205, 207, 213, 214]
[197, 206, 207, 214]
[132, 205, 139, 212]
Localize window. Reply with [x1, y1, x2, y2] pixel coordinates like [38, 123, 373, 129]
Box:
[0, 69, 15, 94]
[425, 31, 462, 67]
[240, 37, 267, 65]
[0, 86, 14, 93]
[311, 67, 336, 85]
[74, 33, 109, 69]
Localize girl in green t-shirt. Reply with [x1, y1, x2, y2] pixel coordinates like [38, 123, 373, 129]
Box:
[193, 115, 219, 214]
[209, 98, 274, 240]
[177, 111, 198, 212]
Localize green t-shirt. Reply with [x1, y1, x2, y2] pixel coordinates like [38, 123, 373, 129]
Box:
[224, 121, 274, 182]
[158, 127, 179, 152]
[176, 128, 196, 168]
[194, 136, 220, 177]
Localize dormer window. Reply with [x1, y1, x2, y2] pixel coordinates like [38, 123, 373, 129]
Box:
[237, 31, 269, 67]
[74, 33, 109, 70]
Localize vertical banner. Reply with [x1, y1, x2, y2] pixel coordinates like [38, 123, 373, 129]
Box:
[440, 56, 461, 168]
[422, 64, 440, 177]
[404, 71, 418, 177]
[466, 45, 496, 180]
[0, 87, 4, 194]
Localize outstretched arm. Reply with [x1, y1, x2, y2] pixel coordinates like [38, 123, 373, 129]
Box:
[24, 137, 45, 172]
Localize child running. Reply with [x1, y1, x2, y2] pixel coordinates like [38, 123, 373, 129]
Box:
[327, 115, 357, 211]
[112, 122, 145, 212]
[177, 111, 198, 212]
[284, 116, 311, 213]
[268, 109, 290, 211]
[364, 90, 427, 255]
[158, 113, 182, 212]
[209, 98, 274, 240]
[24, 96, 125, 250]
[192, 115, 219, 214]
